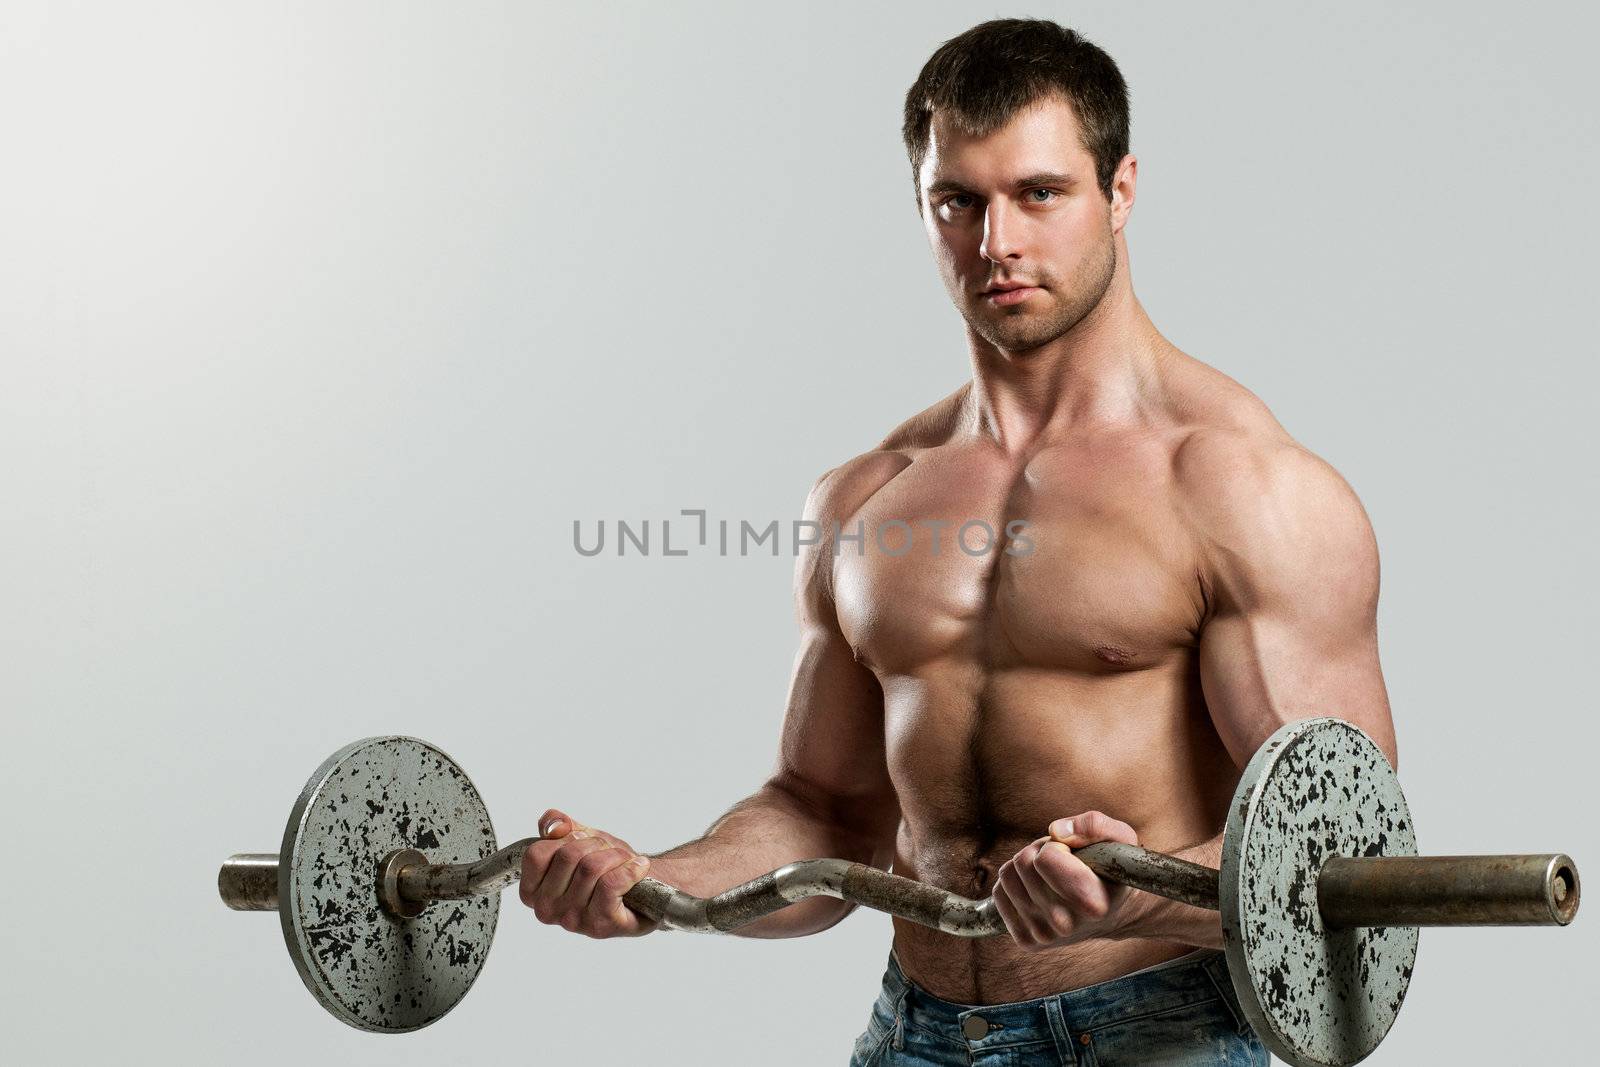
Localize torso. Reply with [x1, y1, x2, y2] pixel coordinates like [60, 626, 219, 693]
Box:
[827, 361, 1283, 1003]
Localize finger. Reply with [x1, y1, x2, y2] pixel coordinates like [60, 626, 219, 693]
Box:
[1034, 839, 1113, 920]
[596, 855, 655, 935]
[994, 862, 1049, 946]
[992, 881, 1048, 950]
[989, 881, 1033, 948]
[565, 847, 636, 931]
[518, 838, 568, 909]
[531, 832, 613, 919]
[539, 809, 636, 853]
[1012, 840, 1076, 938]
[1048, 811, 1138, 847]
[539, 809, 576, 838]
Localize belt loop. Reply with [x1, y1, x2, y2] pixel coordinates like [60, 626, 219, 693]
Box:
[1201, 953, 1251, 1036]
[1044, 997, 1079, 1063]
[892, 986, 907, 1050]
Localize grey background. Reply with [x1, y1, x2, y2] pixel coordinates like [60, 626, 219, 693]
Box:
[3, 1, 1594, 1063]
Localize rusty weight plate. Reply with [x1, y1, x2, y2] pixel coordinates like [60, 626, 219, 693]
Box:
[278, 736, 500, 1032]
[1220, 717, 1419, 1067]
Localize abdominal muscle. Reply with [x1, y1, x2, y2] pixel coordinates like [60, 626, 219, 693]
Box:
[886, 853, 1199, 1005]
[876, 659, 1237, 1005]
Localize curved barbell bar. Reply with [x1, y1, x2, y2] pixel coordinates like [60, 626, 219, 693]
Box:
[389, 837, 1219, 936]
[224, 836, 1577, 934]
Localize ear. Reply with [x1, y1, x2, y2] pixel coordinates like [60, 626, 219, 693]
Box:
[1109, 153, 1138, 234]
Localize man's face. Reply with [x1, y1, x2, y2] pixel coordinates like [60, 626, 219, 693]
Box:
[918, 94, 1121, 355]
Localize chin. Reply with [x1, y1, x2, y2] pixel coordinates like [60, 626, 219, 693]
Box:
[968, 307, 1051, 348]
[977, 325, 1048, 353]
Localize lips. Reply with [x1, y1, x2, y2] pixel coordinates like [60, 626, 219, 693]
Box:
[984, 285, 1039, 306]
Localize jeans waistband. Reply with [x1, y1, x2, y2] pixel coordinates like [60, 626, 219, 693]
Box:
[881, 945, 1249, 1043]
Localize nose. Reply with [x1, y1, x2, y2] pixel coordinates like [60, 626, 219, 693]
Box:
[980, 200, 1024, 263]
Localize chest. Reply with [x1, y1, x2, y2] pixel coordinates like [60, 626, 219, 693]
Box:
[831, 441, 1204, 676]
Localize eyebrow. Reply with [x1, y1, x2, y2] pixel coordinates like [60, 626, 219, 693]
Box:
[925, 172, 1077, 198]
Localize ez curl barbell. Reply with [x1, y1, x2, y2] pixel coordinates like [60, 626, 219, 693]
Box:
[218, 717, 1578, 1067]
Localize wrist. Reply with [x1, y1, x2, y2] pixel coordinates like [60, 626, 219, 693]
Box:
[1108, 889, 1223, 947]
[638, 852, 683, 890]
[1108, 888, 1157, 940]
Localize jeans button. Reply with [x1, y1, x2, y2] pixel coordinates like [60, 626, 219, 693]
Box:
[962, 1014, 990, 1040]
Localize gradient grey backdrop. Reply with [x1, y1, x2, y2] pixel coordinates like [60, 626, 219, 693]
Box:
[3, 2, 1594, 1063]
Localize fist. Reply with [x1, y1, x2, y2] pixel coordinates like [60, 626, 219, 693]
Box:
[991, 810, 1140, 952]
[519, 808, 659, 938]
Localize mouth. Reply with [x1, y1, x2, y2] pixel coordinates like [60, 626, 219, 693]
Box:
[983, 285, 1040, 306]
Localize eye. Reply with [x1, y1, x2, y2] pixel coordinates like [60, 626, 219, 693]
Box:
[1025, 188, 1060, 203]
[943, 193, 975, 210]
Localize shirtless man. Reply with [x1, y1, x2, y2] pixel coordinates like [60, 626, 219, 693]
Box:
[521, 18, 1396, 1065]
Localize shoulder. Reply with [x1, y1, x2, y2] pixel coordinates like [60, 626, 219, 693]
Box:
[1164, 357, 1363, 535]
[794, 385, 966, 609]
[1173, 427, 1371, 556]
[1166, 373, 1377, 612]
[793, 451, 909, 618]
[803, 451, 911, 528]
[802, 383, 968, 526]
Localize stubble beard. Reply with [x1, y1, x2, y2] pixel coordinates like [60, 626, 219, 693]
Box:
[961, 229, 1117, 355]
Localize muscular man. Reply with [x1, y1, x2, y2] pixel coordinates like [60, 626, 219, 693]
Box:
[522, 19, 1396, 1065]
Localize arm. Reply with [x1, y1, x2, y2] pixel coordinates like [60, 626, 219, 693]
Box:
[1111, 434, 1397, 944]
[521, 466, 901, 939]
[646, 467, 901, 937]
[996, 434, 1396, 950]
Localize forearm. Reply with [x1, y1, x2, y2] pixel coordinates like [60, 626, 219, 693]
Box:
[1110, 831, 1225, 949]
[643, 780, 885, 939]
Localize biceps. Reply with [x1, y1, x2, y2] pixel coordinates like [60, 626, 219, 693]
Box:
[771, 625, 898, 841]
[1199, 608, 1396, 769]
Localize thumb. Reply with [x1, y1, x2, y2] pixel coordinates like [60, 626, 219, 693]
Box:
[1048, 811, 1138, 847]
[1047, 816, 1082, 842]
[539, 809, 581, 838]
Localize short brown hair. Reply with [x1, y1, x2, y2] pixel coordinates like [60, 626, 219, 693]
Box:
[902, 19, 1131, 206]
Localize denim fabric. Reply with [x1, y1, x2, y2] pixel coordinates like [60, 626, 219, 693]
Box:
[848, 948, 1267, 1066]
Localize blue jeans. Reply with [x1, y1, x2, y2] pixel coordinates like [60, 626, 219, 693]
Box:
[848, 948, 1267, 1066]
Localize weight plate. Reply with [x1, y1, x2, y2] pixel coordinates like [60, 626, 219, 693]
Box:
[1220, 717, 1419, 1067]
[277, 736, 500, 1032]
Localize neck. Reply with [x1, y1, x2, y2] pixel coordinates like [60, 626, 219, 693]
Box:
[962, 236, 1170, 452]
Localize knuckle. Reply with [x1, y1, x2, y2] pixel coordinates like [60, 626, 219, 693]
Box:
[582, 849, 623, 876]
[1056, 883, 1087, 911]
